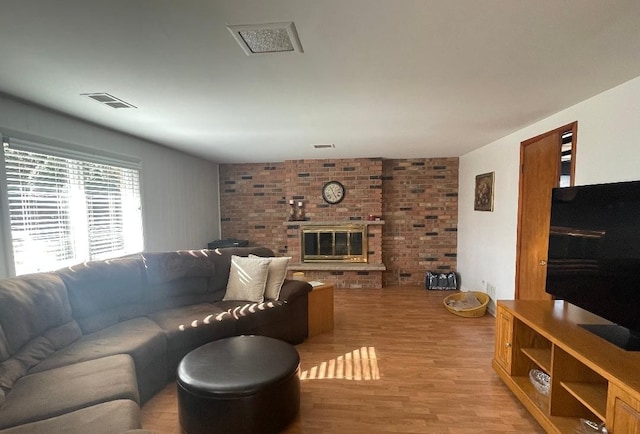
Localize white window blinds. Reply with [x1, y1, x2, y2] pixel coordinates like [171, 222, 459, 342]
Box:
[2, 139, 144, 275]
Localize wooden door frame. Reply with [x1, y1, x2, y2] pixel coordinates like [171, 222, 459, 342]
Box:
[514, 121, 578, 299]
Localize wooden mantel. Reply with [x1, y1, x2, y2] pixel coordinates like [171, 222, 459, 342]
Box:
[282, 220, 385, 227]
[287, 262, 386, 271]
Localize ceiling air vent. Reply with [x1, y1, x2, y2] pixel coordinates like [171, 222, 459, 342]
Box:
[81, 93, 137, 109]
[227, 22, 303, 56]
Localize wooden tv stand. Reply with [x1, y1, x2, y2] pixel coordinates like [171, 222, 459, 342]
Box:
[493, 300, 640, 433]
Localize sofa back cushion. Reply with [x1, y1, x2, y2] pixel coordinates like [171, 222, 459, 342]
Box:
[0, 273, 81, 392]
[57, 257, 147, 334]
[209, 247, 275, 298]
[142, 250, 217, 311]
[0, 273, 74, 358]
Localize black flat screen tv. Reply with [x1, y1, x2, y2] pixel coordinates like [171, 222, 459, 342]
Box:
[545, 180, 640, 351]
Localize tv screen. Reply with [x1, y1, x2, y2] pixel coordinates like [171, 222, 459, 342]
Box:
[545, 180, 640, 350]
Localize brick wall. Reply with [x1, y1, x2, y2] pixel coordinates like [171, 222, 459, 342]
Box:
[219, 163, 288, 254]
[381, 158, 458, 286]
[219, 157, 458, 288]
[282, 158, 383, 221]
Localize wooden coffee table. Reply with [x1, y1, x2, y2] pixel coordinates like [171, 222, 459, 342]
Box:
[307, 282, 335, 337]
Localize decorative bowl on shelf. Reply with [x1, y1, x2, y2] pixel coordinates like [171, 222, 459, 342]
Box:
[529, 369, 550, 395]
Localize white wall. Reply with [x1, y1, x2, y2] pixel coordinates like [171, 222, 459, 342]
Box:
[458, 75, 640, 313]
[0, 95, 221, 278]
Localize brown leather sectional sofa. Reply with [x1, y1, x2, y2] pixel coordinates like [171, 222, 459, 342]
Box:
[0, 247, 311, 433]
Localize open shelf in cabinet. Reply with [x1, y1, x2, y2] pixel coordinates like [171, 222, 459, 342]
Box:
[497, 373, 587, 433]
[493, 300, 640, 434]
[521, 347, 552, 373]
[560, 381, 607, 421]
[550, 345, 608, 423]
[512, 375, 549, 413]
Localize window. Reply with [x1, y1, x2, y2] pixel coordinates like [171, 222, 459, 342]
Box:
[2, 138, 144, 275]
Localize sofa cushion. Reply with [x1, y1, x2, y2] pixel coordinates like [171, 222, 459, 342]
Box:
[216, 300, 289, 335]
[0, 355, 138, 429]
[0, 321, 81, 393]
[143, 250, 216, 285]
[0, 400, 140, 434]
[143, 251, 218, 311]
[0, 273, 73, 358]
[147, 303, 237, 372]
[57, 257, 147, 334]
[144, 276, 211, 312]
[249, 255, 290, 300]
[27, 317, 167, 403]
[0, 326, 7, 367]
[223, 256, 271, 303]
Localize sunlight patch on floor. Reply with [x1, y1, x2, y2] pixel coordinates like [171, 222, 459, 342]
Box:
[300, 346, 380, 381]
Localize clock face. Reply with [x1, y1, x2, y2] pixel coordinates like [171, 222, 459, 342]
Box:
[322, 181, 345, 204]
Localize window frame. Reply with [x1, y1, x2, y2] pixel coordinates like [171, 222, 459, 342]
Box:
[0, 134, 145, 277]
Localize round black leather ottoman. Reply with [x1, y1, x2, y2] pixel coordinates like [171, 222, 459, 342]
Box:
[177, 335, 300, 434]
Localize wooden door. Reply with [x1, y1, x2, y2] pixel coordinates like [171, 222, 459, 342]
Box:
[515, 122, 577, 300]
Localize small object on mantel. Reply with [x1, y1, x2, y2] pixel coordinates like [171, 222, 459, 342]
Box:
[288, 200, 296, 221]
[287, 199, 306, 221]
[292, 272, 305, 280]
[295, 201, 305, 221]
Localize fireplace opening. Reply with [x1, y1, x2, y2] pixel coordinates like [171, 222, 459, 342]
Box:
[302, 225, 367, 263]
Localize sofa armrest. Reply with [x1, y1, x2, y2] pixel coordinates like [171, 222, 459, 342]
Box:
[278, 279, 312, 302]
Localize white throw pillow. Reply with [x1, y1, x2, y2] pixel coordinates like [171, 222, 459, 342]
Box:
[223, 255, 271, 302]
[250, 255, 291, 300]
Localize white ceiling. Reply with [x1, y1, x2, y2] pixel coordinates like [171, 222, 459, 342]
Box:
[2, 1, 640, 163]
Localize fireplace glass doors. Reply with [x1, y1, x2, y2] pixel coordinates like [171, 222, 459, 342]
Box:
[302, 225, 367, 263]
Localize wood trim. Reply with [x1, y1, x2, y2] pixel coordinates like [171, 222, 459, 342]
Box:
[569, 122, 578, 186]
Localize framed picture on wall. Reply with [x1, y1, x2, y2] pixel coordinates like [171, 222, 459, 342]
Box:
[474, 172, 494, 211]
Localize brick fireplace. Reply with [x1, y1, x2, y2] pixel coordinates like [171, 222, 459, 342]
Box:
[285, 220, 386, 288]
[219, 157, 458, 288]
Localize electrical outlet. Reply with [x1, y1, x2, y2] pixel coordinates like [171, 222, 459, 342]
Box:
[486, 283, 496, 299]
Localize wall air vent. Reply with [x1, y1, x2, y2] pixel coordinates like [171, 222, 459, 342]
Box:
[313, 144, 335, 149]
[227, 22, 303, 56]
[81, 93, 137, 109]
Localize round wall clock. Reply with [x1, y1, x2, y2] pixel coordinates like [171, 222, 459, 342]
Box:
[322, 180, 345, 204]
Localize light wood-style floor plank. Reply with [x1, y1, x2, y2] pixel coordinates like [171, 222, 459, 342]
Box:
[142, 287, 544, 433]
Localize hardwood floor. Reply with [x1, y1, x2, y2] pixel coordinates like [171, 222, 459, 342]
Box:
[141, 287, 544, 433]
